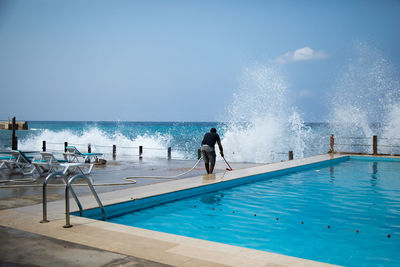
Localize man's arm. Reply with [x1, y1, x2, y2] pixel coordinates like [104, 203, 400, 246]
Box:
[217, 140, 224, 157]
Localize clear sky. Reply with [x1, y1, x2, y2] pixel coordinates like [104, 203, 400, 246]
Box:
[0, 0, 399, 122]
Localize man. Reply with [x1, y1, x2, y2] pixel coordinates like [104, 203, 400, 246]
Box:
[201, 128, 224, 174]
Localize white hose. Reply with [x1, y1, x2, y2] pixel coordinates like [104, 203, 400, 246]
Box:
[124, 157, 203, 180]
[0, 177, 37, 183]
[0, 178, 137, 188]
[0, 158, 203, 188]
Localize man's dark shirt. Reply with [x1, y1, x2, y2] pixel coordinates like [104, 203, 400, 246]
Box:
[201, 132, 221, 148]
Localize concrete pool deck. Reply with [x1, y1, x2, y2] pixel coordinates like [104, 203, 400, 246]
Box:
[1, 153, 389, 266]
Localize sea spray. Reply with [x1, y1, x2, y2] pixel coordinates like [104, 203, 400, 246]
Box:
[222, 64, 311, 163]
[17, 126, 186, 159]
[7, 121, 222, 159]
[329, 42, 400, 154]
[5, 44, 400, 160]
[381, 104, 400, 154]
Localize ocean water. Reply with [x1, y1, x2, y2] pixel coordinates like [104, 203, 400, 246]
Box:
[0, 121, 398, 163]
[0, 120, 320, 162]
[0, 121, 220, 160]
[1, 43, 399, 163]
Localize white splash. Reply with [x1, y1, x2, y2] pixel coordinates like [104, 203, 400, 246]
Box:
[18, 127, 185, 159]
[381, 104, 400, 154]
[329, 42, 400, 153]
[222, 64, 311, 163]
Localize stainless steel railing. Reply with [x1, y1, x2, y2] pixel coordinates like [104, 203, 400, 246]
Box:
[40, 172, 82, 223]
[64, 174, 106, 228]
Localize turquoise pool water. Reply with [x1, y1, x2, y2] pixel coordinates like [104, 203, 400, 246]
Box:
[89, 157, 400, 266]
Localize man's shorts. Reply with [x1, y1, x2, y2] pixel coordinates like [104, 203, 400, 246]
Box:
[201, 145, 216, 165]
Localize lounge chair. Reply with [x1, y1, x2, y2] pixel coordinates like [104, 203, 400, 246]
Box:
[63, 146, 103, 163]
[0, 154, 10, 167]
[0, 150, 37, 176]
[33, 152, 94, 177]
[0, 153, 13, 176]
[0, 155, 10, 175]
[31, 152, 67, 176]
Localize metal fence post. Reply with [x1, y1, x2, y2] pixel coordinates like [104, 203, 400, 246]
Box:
[373, 135, 378, 155]
[329, 134, 335, 153]
[11, 117, 17, 150]
[139, 146, 143, 159]
[289, 151, 293, 160]
[112, 145, 116, 160]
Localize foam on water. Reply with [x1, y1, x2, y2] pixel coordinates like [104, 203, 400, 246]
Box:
[222, 64, 311, 163]
[18, 127, 186, 159]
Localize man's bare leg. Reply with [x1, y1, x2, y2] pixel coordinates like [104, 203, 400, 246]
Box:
[209, 164, 215, 174]
[204, 163, 210, 174]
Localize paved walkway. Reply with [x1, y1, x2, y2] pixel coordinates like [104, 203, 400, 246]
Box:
[0, 158, 260, 266]
[0, 225, 171, 267]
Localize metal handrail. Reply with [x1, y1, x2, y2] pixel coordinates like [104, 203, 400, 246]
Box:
[64, 174, 106, 228]
[380, 144, 400, 148]
[118, 146, 139, 149]
[46, 142, 65, 145]
[335, 136, 370, 140]
[143, 147, 166, 151]
[335, 143, 371, 147]
[40, 172, 82, 223]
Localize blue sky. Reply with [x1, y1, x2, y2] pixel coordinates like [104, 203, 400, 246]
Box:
[0, 0, 399, 122]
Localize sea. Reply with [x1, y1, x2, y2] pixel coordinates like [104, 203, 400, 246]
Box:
[0, 120, 399, 164]
[1, 43, 399, 163]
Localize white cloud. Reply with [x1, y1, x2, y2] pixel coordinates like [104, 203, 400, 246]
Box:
[275, 46, 328, 64]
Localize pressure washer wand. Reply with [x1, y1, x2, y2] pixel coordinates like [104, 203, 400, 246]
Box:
[222, 156, 233, 171]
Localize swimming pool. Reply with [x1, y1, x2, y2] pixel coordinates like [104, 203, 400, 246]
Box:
[83, 156, 400, 266]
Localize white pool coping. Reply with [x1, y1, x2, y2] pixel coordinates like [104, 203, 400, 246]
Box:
[0, 153, 366, 266]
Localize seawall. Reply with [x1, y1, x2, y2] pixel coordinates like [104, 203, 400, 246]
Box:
[0, 121, 28, 130]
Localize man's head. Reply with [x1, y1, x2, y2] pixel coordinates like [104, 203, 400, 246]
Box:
[210, 128, 217, 133]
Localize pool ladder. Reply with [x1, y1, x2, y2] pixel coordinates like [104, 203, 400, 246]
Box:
[41, 172, 106, 228]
